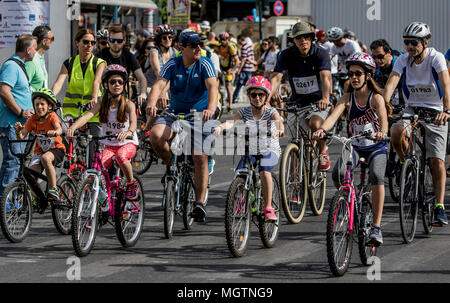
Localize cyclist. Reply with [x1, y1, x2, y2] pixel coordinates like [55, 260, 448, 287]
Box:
[146, 30, 218, 222]
[383, 22, 450, 226]
[269, 21, 332, 171]
[66, 64, 140, 201]
[213, 76, 284, 221]
[96, 29, 109, 56]
[14, 88, 65, 201]
[218, 32, 240, 112]
[313, 52, 391, 247]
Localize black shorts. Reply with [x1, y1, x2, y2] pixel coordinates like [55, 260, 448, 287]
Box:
[29, 148, 66, 167]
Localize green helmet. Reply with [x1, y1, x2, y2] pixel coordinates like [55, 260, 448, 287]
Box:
[32, 88, 58, 110]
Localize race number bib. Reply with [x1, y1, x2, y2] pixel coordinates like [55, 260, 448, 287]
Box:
[407, 84, 437, 100]
[37, 137, 55, 152]
[352, 123, 376, 148]
[292, 76, 319, 95]
[105, 122, 126, 135]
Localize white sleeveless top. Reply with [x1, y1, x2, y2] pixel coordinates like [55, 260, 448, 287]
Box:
[100, 107, 139, 146]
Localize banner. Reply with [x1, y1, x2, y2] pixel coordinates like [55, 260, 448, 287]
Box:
[0, 0, 50, 48]
[167, 0, 190, 28]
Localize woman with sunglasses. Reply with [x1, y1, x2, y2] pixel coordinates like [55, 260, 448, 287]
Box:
[137, 39, 156, 87]
[313, 52, 392, 247]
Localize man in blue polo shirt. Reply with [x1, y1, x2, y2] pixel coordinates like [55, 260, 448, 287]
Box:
[0, 35, 37, 198]
[146, 30, 218, 222]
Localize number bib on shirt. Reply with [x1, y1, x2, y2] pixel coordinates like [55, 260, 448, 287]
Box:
[352, 123, 376, 148]
[105, 121, 126, 134]
[407, 84, 437, 100]
[37, 136, 55, 153]
[292, 76, 319, 95]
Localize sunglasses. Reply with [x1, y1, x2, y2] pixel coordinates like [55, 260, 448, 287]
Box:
[347, 70, 365, 78]
[109, 38, 124, 44]
[82, 39, 96, 46]
[162, 35, 173, 41]
[294, 34, 312, 40]
[249, 92, 266, 99]
[99, 41, 108, 46]
[109, 79, 124, 86]
[372, 53, 386, 60]
[188, 42, 201, 49]
[146, 45, 154, 50]
[404, 39, 420, 47]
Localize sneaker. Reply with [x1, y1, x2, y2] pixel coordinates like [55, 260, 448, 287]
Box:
[264, 207, 278, 222]
[318, 151, 330, 171]
[47, 187, 60, 201]
[367, 225, 383, 247]
[208, 157, 215, 176]
[433, 206, 448, 226]
[192, 201, 207, 222]
[125, 180, 139, 201]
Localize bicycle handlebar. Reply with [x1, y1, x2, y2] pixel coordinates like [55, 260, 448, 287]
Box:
[323, 131, 390, 144]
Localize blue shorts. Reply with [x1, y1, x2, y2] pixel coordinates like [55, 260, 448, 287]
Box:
[236, 151, 279, 172]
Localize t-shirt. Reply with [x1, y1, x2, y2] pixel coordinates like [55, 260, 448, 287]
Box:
[320, 41, 338, 74]
[330, 39, 362, 73]
[0, 55, 33, 127]
[393, 47, 447, 111]
[445, 48, 450, 66]
[160, 56, 216, 114]
[240, 42, 255, 72]
[274, 43, 331, 105]
[26, 52, 48, 92]
[264, 48, 280, 72]
[218, 44, 237, 70]
[24, 112, 66, 154]
[99, 47, 141, 75]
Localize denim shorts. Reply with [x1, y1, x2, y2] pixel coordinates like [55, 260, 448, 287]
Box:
[236, 151, 279, 173]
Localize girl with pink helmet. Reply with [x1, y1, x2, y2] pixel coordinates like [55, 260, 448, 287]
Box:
[213, 75, 284, 222]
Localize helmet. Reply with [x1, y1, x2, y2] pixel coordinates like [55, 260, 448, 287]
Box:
[403, 22, 432, 40]
[218, 32, 230, 40]
[32, 88, 58, 110]
[326, 27, 344, 41]
[155, 24, 174, 36]
[200, 20, 211, 30]
[102, 64, 128, 84]
[345, 52, 376, 73]
[245, 76, 271, 95]
[97, 29, 109, 39]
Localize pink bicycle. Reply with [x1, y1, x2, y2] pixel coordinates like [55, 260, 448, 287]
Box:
[71, 133, 145, 257]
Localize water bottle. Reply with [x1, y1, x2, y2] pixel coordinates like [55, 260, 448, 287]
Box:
[98, 187, 109, 212]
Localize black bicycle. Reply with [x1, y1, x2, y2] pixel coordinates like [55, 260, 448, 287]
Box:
[0, 134, 75, 242]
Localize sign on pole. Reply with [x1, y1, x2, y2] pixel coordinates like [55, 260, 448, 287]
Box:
[273, 0, 284, 16]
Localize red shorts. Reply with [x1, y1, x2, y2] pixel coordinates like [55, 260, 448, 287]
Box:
[99, 143, 137, 169]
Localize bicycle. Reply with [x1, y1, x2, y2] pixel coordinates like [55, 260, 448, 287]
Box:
[324, 132, 389, 277]
[0, 134, 75, 242]
[394, 109, 438, 244]
[159, 110, 210, 239]
[223, 129, 281, 257]
[276, 102, 327, 224]
[385, 107, 404, 203]
[71, 133, 145, 257]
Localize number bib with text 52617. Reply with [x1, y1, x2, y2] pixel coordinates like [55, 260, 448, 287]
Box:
[292, 76, 319, 95]
[37, 136, 55, 152]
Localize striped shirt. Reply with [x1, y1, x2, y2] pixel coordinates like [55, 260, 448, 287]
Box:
[240, 42, 255, 72]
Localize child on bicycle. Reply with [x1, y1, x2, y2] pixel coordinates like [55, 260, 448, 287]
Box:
[66, 64, 140, 200]
[14, 88, 66, 201]
[213, 76, 284, 222]
[312, 52, 391, 247]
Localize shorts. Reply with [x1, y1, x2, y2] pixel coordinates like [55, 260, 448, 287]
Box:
[394, 106, 448, 161]
[286, 105, 330, 135]
[29, 148, 65, 168]
[236, 151, 279, 173]
[100, 143, 137, 169]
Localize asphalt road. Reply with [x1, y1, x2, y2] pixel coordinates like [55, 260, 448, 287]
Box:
[0, 110, 450, 286]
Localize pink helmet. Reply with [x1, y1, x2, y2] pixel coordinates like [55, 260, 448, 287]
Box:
[102, 64, 128, 83]
[245, 76, 271, 94]
[345, 52, 376, 73]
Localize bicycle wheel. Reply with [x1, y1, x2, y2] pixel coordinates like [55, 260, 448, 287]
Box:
[398, 158, 418, 244]
[71, 178, 99, 257]
[258, 174, 281, 248]
[358, 194, 377, 266]
[225, 176, 251, 257]
[132, 117, 154, 175]
[387, 145, 400, 203]
[326, 190, 353, 277]
[182, 178, 196, 230]
[52, 175, 76, 235]
[308, 144, 327, 216]
[279, 143, 307, 224]
[115, 176, 145, 247]
[421, 161, 434, 234]
[164, 180, 176, 239]
[0, 181, 32, 243]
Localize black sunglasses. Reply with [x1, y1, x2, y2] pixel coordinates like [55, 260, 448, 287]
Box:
[109, 38, 124, 44]
[99, 41, 108, 46]
[404, 39, 420, 47]
[249, 92, 266, 99]
[162, 35, 173, 41]
[294, 34, 313, 40]
[188, 42, 201, 49]
[82, 39, 96, 46]
[347, 70, 365, 78]
[109, 79, 124, 86]
[146, 45, 154, 50]
[372, 53, 386, 60]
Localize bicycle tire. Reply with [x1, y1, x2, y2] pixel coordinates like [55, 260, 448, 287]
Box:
[326, 190, 353, 277]
[308, 144, 327, 216]
[114, 176, 145, 247]
[0, 181, 32, 243]
[182, 178, 196, 230]
[71, 178, 99, 257]
[421, 161, 434, 234]
[357, 194, 377, 266]
[387, 145, 400, 203]
[225, 176, 251, 257]
[132, 118, 154, 175]
[51, 175, 76, 235]
[258, 174, 281, 248]
[398, 158, 418, 244]
[164, 180, 176, 239]
[279, 143, 307, 224]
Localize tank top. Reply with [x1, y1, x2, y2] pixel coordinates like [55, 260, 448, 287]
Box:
[100, 107, 139, 146]
[348, 91, 387, 152]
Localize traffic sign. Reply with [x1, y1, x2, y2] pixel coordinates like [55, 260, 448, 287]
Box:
[273, 0, 284, 16]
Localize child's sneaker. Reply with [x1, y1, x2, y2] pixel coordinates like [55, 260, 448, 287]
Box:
[264, 207, 277, 222]
[125, 180, 139, 201]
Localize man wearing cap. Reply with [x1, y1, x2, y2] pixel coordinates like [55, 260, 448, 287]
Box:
[269, 22, 333, 171]
[146, 31, 218, 223]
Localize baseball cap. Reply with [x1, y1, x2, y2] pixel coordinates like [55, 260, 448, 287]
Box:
[179, 31, 206, 46]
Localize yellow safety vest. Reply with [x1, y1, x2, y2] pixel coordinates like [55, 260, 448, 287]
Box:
[63, 54, 105, 123]
[175, 48, 211, 58]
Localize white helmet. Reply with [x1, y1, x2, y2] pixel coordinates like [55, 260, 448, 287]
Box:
[200, 20, 211, 30]
[326, 27, 344, 41]
[403, 22, 432, 40]
[97, 29, 109, 39]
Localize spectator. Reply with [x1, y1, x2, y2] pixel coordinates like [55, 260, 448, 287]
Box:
[27, 26, 54, 92]
[233, 34, 256, 104]
[0, 35, 37, 198]
[263, 36, 280, 79]
[256, 38, 270, 73]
